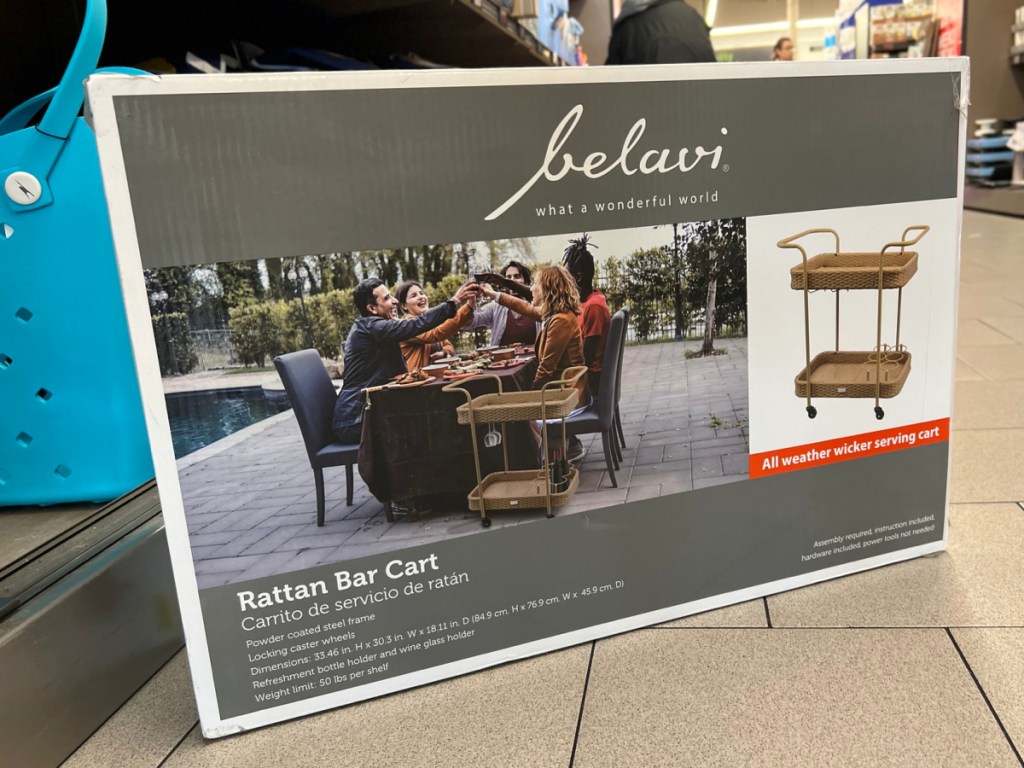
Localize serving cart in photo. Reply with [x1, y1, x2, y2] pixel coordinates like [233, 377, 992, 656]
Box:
[778, 225, 929, 420]
[443, 366, 586, 527]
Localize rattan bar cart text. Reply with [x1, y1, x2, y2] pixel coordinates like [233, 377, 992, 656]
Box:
[777, 225, 929, 420]
[443, 366, 587, 527]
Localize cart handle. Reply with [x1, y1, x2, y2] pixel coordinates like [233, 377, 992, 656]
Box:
[776, 228, 841, 255]
[880, 225, 930, 256]
[539, 365, 587, 395]
[539, 365, 588, 424]
[441, 372, 505, 405]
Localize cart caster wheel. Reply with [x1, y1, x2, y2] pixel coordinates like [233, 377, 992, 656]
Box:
[806, 405, 817, 419]
[481, 518, 491, 528]
[874, 406, 884, 420]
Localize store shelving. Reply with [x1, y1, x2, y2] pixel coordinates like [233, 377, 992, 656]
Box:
[2, 0, 569, 118]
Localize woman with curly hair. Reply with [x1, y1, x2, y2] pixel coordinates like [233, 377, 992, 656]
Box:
[479, 264, 589, 405]
[395, 279, 475, 371]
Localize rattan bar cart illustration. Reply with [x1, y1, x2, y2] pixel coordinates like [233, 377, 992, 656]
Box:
[443, 366, 586, 527]
[777, 225, 929, 420]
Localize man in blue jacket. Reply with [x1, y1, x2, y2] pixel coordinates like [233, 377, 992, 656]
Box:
[332, 277, 479, 443]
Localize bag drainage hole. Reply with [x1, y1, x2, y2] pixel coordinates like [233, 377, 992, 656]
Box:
[36, 388, 52, 402]
[16, 432, 32, 447]
[0, 354, 11, 368]
[16, 307, 32, 322]
[54, 464, 72, 478]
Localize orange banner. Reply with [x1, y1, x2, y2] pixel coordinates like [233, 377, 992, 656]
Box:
[750, 418, 950, 479]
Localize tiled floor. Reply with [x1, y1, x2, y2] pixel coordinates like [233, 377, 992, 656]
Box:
[63, 210, 1024, 767]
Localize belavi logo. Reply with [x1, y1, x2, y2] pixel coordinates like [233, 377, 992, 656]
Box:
[485, 104, 728, 221]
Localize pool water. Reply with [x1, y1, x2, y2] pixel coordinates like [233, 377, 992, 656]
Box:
[166, 387, 292, 458]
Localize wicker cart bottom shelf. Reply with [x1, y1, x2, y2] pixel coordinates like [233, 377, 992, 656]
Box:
[795, 350, 912, 399]
[468, 469, 579, 514]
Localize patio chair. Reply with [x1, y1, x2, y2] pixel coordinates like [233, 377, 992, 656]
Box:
[566, 310, 626, 487]
[273, 349, 358, 527]
[613, 307, 630, 455]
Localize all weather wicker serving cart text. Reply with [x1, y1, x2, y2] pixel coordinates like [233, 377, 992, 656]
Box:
[778, 225, 929, 420]
[443, 366, 587, 527]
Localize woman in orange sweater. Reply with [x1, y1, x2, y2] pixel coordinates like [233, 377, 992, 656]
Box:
[396, 280, 475, 371]
[479, 264, 590, 407]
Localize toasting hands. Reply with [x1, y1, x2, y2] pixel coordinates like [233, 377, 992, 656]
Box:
[452, 280, 482, 308]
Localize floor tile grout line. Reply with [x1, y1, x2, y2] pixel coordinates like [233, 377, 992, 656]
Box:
[61, 646, 187, 766]
[156, 720, 200, 768]
[763, 597, 773, 628]
[567, 641, 597, 768]
[945, 628, 1024, 767]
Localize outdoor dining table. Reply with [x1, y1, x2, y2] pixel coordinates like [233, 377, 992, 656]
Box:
[358, 360, 539, 508]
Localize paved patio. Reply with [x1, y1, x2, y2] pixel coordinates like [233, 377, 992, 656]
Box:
[178, 339, 748, 589]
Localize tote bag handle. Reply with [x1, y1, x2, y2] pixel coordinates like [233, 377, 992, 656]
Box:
[0, 66, 146, 138]
[40, 0, 107, 140]
[2, 0, 110, 210]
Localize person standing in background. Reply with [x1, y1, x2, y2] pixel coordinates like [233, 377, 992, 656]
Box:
[562, 234, 610, 399]
[605, 0, 716, 65]
[773, 37, 795, 60]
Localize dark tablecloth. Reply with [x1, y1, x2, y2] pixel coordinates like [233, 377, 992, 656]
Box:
[358, 363, 538, 505]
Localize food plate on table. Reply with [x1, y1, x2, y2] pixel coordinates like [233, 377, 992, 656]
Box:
[391, 376, 435, 388]
[442, 369, 482, 381]
[391, 370, 435, 388]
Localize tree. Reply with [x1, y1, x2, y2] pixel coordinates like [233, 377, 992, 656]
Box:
[679, 218, 747, 353]
[483, 237, 539, 269]
[419, 243, 454, 285]
[398, 247, 420, 283]
[356, 249, 402, 286]
[600, 255, 627, 313]
[320, 253, 358, 290]
[265, 257, 285, 299]
[144, 266, 199, 314]
[622, 246, 677, 342]
[215, 261, 264, 310]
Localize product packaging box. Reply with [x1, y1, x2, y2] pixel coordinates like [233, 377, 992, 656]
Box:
[86, 57, 967, 736]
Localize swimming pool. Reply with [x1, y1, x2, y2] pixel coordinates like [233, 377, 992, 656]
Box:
[165, 387, 292, 458]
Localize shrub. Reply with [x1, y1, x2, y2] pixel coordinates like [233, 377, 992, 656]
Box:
[228, 301, 287, 367]
[151, 312, 199, 375]
[305, 289, 356, 359]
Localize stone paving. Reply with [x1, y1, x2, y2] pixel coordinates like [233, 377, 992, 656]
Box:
[177, 339, 748, 589]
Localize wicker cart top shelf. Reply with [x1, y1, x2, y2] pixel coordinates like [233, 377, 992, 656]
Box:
[789, 251, 919, 290]
[449, 366, 586, 425]
[782, 225, 928, 291]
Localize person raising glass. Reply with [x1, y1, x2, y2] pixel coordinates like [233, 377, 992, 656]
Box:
[478, 265, 590, 407]
[468, 260, 543, 347]
[395, 280, 475, 371]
